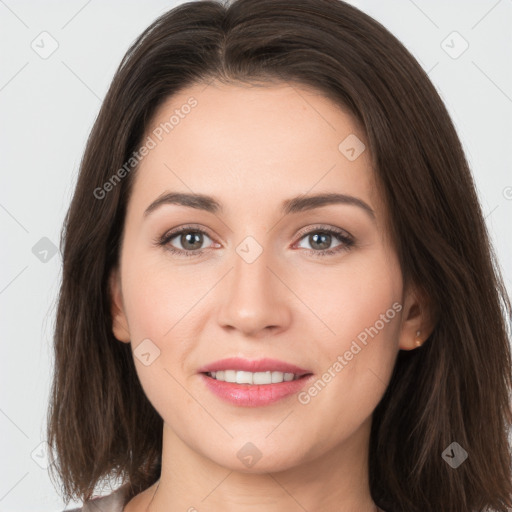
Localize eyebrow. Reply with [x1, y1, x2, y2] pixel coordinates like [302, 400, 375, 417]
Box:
[143, 191, 375, 221]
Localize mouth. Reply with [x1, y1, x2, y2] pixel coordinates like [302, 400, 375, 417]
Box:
[197, 357, 314, 407]
[197, 356, 312, 377]
[202, 370, 309, 384]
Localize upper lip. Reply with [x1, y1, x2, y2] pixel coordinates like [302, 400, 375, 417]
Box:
[197, 357, 312, 376]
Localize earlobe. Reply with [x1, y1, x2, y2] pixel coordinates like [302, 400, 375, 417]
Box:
[414, 330, 423, 347]
[109, 268, 131, 343]
[398, 286, 435, 351]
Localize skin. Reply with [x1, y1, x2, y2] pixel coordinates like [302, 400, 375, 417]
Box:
[110, 81, 432, 512]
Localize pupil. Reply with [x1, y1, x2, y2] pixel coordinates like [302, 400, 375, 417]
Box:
[311, 233, 330, 250]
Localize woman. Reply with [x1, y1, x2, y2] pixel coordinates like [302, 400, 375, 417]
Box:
[47, 0, 512, 511]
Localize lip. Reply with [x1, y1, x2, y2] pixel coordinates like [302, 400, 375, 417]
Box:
[197, 357, 314, 407]
[197, 357, 311, 376]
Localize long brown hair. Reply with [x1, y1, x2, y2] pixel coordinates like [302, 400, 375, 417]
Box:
[47, 1, 512, 510]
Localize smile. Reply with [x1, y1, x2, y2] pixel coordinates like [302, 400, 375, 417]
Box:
[206, 370, 302, 384]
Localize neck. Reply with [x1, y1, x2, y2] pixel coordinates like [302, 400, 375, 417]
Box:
[144, 417, 377, 512]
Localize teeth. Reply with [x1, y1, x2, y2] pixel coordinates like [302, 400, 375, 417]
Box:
[207, 370, 299, 384]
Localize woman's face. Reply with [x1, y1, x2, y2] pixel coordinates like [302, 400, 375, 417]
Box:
[110, 81, 420, 473]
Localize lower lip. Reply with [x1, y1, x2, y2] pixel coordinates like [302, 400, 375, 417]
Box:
[199, 373, 314, 407]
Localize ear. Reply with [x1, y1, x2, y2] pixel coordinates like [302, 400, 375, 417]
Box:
[398, 284, 435, 350]
[109, 267, 131, 343]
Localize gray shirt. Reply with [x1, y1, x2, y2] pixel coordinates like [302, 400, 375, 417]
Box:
[63, 483, 388, 511]
[63, 483, 130, 511]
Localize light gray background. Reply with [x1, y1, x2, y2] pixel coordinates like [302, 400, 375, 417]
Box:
[1, 0, 511, 510]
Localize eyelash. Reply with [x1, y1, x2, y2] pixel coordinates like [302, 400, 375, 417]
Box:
[155, 224, 355, 259]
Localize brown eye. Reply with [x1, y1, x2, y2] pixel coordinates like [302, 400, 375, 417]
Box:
[157, 226, 215, 257]
[176, 231, 205, 251]
[294, 227, 355, 257]
[307, 232, 334, 250]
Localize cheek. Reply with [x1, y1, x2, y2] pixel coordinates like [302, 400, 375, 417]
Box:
[119, 255, 200, 415]
[303, 249, 402, 348]
[119, 249, 213, 409]
[298, 250, 401, 414]
[121, 249, 205, 341]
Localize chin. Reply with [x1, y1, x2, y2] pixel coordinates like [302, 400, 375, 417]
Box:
[202, 442, 310, 474]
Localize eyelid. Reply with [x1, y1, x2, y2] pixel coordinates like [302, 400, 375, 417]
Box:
[293, 224, 353, 245]
[158, 223, 216, 242]
[156, 224, 218, 250]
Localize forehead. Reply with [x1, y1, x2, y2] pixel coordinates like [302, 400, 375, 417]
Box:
[130, 81, 380, 218]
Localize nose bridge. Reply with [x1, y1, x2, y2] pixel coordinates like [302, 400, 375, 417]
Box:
[217, 232, 291, 335]
[233, 234, 272, 294]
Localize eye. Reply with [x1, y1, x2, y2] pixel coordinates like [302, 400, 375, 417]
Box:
[294, 226, 355, 257]
[156, 225, 216, 257]
[155, 224, 355, 258]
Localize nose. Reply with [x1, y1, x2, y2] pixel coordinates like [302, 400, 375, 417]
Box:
[216, 243, 292, 338]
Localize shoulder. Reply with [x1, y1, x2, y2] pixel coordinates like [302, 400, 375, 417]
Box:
[61, 483, 131, 512]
